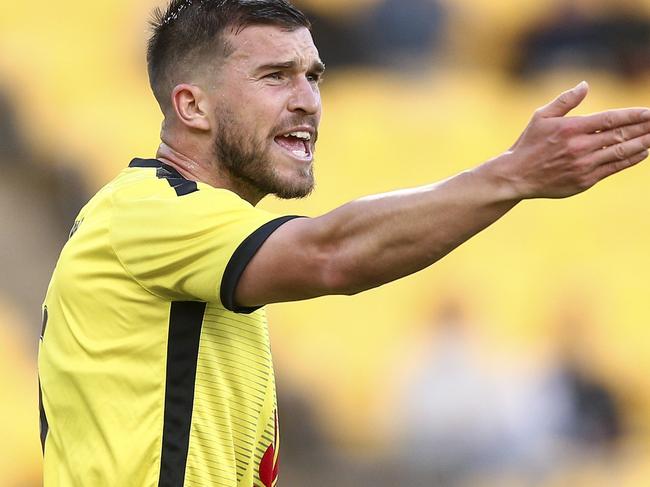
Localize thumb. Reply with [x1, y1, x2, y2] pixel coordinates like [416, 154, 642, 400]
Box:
[536, 81, 589, 118]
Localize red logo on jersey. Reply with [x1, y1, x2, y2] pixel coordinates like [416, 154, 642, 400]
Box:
[259, 411, 279, 487]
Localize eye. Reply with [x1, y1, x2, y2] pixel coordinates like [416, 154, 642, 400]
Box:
[265, 72, 284, 81]
[307, 73, 323, 84]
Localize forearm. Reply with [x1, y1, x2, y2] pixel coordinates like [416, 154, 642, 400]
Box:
[315, 153, 520, 295]
[235, 84, 650, 307]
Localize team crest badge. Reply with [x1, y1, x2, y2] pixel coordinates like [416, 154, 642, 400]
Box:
[259, 411, 279, 487]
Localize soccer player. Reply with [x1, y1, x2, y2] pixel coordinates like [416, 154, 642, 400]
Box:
[37, 0, 650, 486]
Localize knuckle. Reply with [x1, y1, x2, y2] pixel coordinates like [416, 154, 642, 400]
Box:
[550, 125, 574, 146]
[613, 127, 626, 143]
[567, 138, 586, 157]
[643, 134, 650, 147]
[614, 160, 630, 174]
[626, 150, 646, 166]
[559, 122, 577, 138]
[577, 158, 593, 174]
[567, 159, 587, 179]
[603, 113, 615, 130]
[575, 173, 594, 191]
[616, 154, 637, 171]
[579, 179, 593, 191]
[614, 144, 628, 160]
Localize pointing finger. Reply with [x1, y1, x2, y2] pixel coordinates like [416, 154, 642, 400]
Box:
[591, 148, 649, 183]
[584, 121, 650, 151]
[589, 133, 650, 167]
[574, 108, 650, 134]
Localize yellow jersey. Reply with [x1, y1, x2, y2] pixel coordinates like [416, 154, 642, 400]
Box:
[38, 158, 298, 486]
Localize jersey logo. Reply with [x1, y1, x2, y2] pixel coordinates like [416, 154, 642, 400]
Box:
[69, 218, 84, 239]
[259, 411, 279, 487]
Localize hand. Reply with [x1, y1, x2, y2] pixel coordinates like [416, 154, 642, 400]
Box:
[502, 81, 650, 199]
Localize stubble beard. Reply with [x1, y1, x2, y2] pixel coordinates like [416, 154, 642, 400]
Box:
[213, 113, 315, 200]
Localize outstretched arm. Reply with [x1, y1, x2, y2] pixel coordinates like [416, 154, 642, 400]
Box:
[235, 82, 650, 307]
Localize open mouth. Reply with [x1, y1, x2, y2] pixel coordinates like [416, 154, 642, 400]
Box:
[274, 130, 313, 160]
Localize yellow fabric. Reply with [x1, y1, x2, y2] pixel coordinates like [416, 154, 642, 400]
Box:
[38, 161, 285, 486]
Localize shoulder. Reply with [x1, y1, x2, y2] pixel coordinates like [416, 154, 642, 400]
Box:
[110, 158, 280, 249]
[111, 158, 253, 219]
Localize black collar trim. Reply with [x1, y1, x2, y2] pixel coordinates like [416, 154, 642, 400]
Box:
[129, 158, 198, 197]
[129, 158, 162, 169]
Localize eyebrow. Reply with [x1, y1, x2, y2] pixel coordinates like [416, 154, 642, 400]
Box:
[256, 59, 326, 75]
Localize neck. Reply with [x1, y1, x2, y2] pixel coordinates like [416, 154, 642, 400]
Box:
[155, 141, 265, 205]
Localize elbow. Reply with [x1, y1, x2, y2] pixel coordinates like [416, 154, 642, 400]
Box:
[321, 266, 365, 297]
[319, 246, 368, 297]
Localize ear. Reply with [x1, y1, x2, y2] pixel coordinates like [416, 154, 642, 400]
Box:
[171, 83, 211, 131]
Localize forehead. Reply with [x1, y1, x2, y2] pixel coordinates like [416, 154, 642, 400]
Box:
[224, 25, 320, 69]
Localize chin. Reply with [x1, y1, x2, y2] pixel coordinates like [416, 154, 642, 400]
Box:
[267, 158, 314, 199]
[272, 180, 314, 199]
[271, 172, 314, 199]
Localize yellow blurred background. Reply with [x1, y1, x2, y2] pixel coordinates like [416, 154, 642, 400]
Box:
[2, 0, 650, 485]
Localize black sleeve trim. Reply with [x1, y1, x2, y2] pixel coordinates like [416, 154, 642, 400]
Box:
[129, 158, 162, 168]
[221, 215, 304, 314]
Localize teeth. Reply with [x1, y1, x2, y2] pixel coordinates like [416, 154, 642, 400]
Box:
[288, 131, 311, 141]
[292, 149, 308, 157]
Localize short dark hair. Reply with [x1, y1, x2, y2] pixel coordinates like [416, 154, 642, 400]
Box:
[147, 0, 311, 110]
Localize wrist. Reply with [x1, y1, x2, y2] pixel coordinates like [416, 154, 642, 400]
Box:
[471, 151, 528, 203]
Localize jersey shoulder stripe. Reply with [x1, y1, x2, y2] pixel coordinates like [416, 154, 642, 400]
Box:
[129, 158, 198, 196]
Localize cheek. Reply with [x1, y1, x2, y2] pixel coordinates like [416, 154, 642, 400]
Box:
[218, 84, 289, 140]
[241, 88, 288, 125]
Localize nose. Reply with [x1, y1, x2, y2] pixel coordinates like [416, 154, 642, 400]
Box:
[287, 77, 320, 115]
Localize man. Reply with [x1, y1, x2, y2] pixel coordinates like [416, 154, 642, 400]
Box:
[37, 0, 650, 486]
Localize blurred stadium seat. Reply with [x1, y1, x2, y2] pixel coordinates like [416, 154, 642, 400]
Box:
[2, 1, 650, 485]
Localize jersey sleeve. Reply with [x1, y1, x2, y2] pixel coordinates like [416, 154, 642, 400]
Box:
[110, 185, 299, 312]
